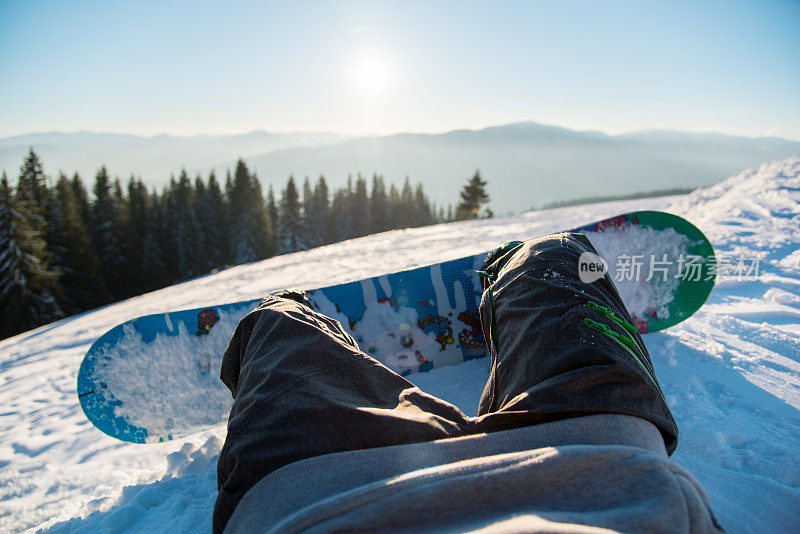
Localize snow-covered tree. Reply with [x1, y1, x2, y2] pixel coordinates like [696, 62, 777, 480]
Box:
[227, 160, 272, 263]
[0, 172, 62, 339]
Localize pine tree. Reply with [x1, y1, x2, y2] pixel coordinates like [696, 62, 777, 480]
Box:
[249, 168, 274, 261]
[160, 176, 180, 282]
[194, 174, 206, 203]
[278, 176, 306, 253]
[17, 148, 49, 209]
[109, 177, 138, 298]
[227, 160, 273, 263]
[301, 177, 319, 248]
[49, 174, 109, 313]
[91, 166, 126, 301]
[170, 169, 203, 279]
[414, 183, 434, 227]
[333, 175, 355, 241]
[196, 171, 229, 270]
[0, 173, 26, 337]
[41, 174, 66, 304]
[265, 184, 279, 254]
[388, 183, 401, 230]
[398, 177, 416, 228]
[125, 177, 152, 292]
[18, 149, 60, 287]
[140, 191, 167, 292]
[191, 173, 214, 274]
[456, 170, 491, 220]
[0, 172, 62, 338]
[16, 155, 62, 300]
[225, 170, 234, 200]
[70, 173, 92, 229]
[369, 174, 391, 234]
[329, 189, 348, 243]
[351, 175, 370, 237]
[311, 176, 331, 245]
[41, 182, 62, 272]
[0, 173, 17, 322]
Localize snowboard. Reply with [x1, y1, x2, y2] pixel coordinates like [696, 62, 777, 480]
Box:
[77, 210, 716, 443]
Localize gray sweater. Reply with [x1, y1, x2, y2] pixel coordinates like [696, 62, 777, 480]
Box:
[225, 414, 723, 533]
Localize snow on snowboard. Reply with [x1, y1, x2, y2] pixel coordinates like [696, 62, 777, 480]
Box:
[77, 210, 716, 443]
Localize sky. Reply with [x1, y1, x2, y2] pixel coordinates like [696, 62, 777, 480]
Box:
[1, 0, 799, 140]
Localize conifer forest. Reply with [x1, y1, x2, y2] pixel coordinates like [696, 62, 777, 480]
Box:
[0, 148, 491, 339]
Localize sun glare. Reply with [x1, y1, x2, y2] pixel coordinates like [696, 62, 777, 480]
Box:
[352, 52, 392, 95]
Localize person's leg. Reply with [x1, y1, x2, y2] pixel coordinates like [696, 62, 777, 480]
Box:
[213, 295, 471, 533]
[474, 232, 678, 453]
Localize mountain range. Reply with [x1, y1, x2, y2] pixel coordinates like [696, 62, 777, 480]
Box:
[2, 122, 798, 213]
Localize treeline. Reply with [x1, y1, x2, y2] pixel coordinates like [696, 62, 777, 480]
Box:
[2, 148, 488, 340]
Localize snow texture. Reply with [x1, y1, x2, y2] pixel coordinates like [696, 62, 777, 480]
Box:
[92, 304, 253, 441]
[1, 157, 799, 532]
[585, 224, 692, 319]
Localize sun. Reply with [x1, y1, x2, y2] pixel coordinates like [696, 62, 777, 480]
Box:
[352, 52, 392, 95]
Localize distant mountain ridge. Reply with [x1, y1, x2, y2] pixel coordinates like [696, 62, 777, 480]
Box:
[0, 130, 347, 186]
[2, 122, 799, 213]
[230, 123, 800, 212]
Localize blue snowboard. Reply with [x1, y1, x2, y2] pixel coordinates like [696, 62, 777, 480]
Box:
[78, 211, 715, 443]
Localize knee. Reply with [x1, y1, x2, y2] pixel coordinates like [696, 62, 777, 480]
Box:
[500, 232, 596, 276]
[255, 294, 308, 315]
[528, 231, 595, 256]
[254, 294, 361, 354]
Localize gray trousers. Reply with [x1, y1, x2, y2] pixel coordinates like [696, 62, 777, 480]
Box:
[213, 232, 678, 533]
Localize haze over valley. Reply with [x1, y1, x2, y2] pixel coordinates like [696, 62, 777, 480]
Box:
[3, 122, 799, 213]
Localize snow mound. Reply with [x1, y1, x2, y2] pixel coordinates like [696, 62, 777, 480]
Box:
[662, 156, 800, 530]
[671, 156, 800, 266]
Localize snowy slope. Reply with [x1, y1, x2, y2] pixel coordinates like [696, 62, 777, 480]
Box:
[1, 157, 799, 533]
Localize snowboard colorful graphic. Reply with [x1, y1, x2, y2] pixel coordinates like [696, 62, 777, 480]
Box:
[77, 211, 716, 443]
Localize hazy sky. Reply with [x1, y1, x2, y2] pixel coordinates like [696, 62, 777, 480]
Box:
[1, 0, 799, 140]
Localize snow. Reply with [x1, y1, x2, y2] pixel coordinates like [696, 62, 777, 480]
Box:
[92, 304, 252, 441]
[2, 156, 800, 533]
[584, 224, 692, 318]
